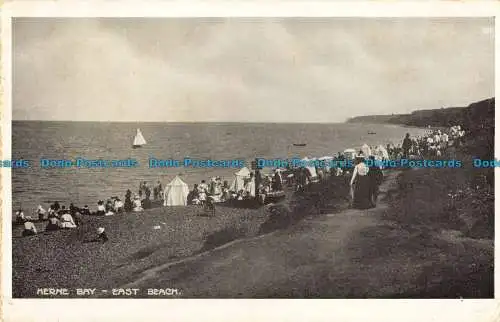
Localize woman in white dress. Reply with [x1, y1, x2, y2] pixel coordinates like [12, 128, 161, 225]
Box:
[198, 180, 208, 205]
[60, 213, 77, 228]
[244, 173, 256, 198]
[114, 198, 124, 213]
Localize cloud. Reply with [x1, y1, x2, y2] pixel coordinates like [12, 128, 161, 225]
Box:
[13, 18, 494, 122]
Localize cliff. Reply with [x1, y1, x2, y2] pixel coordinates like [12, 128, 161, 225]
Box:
[346, 98, 494, 131]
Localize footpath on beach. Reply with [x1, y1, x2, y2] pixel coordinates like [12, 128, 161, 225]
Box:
[115, 168, 492, 298]
[115, 171, 401, 297]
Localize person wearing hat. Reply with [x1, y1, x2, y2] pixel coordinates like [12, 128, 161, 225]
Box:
[368, 156, 383, 207]
[15, 208, 26, 224]
[37, 205, 47, 221]
[402, 133, 412, 159]
[133, 195, 143, 212]
[350, 155, 372, 209]
[114, 198, 124, 213]
[244, 172, 256, 199]
[153, 181, 163, 201]
[124, 189, 133, 212]
[272, 169, 283, 191]
[80, 205, 91, 216]
[96, 201, 106, 216]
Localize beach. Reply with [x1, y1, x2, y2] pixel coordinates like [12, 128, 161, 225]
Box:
[11, 121, 492, 298]
[13, 157, 493, 298]
[12, 175, 351, 297]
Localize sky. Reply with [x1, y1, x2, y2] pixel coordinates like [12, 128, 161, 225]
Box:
[13, 17, 494, 122]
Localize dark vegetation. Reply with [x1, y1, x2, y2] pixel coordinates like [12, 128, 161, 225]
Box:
[377, 97, 495, 298]
[202, 175, 352, 251]
[259, 175, 351, 234]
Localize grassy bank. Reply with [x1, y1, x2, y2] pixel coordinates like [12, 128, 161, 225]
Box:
[373, 135, 494, 297]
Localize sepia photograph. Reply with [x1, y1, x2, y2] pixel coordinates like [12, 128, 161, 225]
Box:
[8, 15, 495, 301]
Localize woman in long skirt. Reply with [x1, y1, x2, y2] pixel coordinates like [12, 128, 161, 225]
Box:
[350, 156, 372, 209]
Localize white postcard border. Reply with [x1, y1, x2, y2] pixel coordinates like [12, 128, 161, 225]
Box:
[1, 1, 499, 322]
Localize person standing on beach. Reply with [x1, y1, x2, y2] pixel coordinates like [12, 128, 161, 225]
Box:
[138, 182, 145, 198]
[368, 156, 383, 207]
[53, 201, 61, 213]
[60, 212, 77, 229]
[154, 181, 162, 200]
[245, 172, 256, 199]
[145, 184, 151, 200]
[124, 190, 133, 212]
[37, 205, 47, 221]
[402, 133, 412, 158]
[96, 227, 108, 243]
[350, 156, 372, 209]
[198, 180, 208, 205]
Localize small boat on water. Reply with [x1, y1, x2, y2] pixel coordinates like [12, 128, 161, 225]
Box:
[132, 128, 147, 148]
[293, 143, 307, 147]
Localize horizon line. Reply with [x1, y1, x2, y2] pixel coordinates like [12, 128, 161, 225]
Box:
[12, 96, 494, 124]
[11, 120, 349, 124]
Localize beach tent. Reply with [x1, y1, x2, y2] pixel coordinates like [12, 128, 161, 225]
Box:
[229, 167, 251, 192]
[163, 176, 189, 206]
[318, 156, 334, 171]
[343, 148, 356, 160]
[361, 144, 372, 156]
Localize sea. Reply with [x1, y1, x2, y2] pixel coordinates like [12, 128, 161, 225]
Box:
[11, 121, 428, 213]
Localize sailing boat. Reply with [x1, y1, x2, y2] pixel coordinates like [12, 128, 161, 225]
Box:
[132, 128, 147, 148]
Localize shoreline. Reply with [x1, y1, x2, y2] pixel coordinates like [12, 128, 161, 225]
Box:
[12, 121, 429, 212]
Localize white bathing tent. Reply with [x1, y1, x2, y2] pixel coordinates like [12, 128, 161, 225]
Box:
[229, 167, 251, 192]
[163, 176, 189, 206]
[343, 148, 356, 160]
[318, 156, 334, 170]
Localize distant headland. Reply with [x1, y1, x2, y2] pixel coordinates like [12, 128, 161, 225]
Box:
[346, 97, 494, 129]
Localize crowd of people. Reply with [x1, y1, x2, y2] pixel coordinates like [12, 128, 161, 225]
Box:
[16, 201, 82, 237]
[348, 124, 466, 210]
[187, 169, 285, 207]
[388, 125, 466, 159]
[15, 182, 163, 237]
[17, 125, 466, 236]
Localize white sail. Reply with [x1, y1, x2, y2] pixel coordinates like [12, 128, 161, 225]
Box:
[133, 128, 147, 146]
